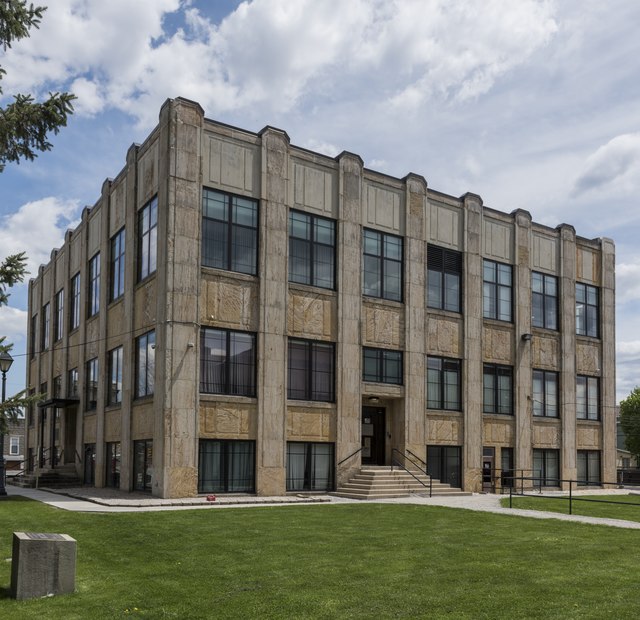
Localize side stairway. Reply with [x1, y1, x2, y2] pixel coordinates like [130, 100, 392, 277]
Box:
[333, 465, 471, 499]
[8, 464, 83, 489]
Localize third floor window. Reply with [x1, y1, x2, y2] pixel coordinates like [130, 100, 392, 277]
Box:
[532, 272, 557, 330]
[483, 260, 512, 322]
[88, 253, 100, 318]
[427, 245, 462, 313]
[110, 228, 125, 301]
[138, 196, 158, 281]
[362, 229, 402, 302]
[289, 210, 336, 290]
[576, 283, 599, 338]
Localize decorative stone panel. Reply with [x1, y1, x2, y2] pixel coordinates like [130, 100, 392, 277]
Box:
[200, 402, 256, 439]
[134, 280, 157, 331]
[292, 161, 336, 216]
[109, 178, 127, 234]
[131, 404, 153, 439]
[532, 334, 560, 369]
[428, 201, 462, 249]
[532, 422, 561, 448]
[137, 141, 158, 205]
[287, 292, 335, 339]
[576, 342, 600, 375]
[363, 183, 402, 234]
[105, 410, 122, 441]
[483, 218, 513, 262]
[577, 247, 600, 284]
[204, 135, 259, 194]
[83, 415, 96, 443]
[426, 414, 463, 444]
[577, 425, 601, 449]
[532, 233, 557, 272]
[201, 277, 258, 330]
[426, 316, 462, 357]
[482, 326, 513, 364]
[483, 419, 515, 445]
[363, 304, 403, 348]
[286, 406, 336, 441]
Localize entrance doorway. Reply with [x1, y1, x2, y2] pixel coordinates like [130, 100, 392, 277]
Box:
[362, 406, 385, 465]
[482, 447, 495, 492]
[64, 409, 77, 464]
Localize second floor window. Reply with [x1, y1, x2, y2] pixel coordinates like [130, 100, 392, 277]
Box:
[86, 358, 98, 410]
[202, 188, 258, 275]
[110, 228, 125, 301]
[68, 368, 79, 398]
[288, 339, 335, 402]
[577, 375, 599, 420]
[54, 289, 64, 341]
[41, 302, 50, 350]
[576, 283, 599, 338]
[138, 196, 158, 281]
[108, 346, 124, 405]
[363, 347, 403, 385]
[289, 210, 336, 289]
[483, 260, 512, 322]
[427, 356, 461, 410]
[88, 253, 100, 317]
[70, 273, 80, 330]
[200, 328, 256, 396]
[363, 229, 403, 302]
[483, 364, 513, 415]
[427, 245, 462, 313]
[30, 314, 37, 358]
[136, 330, 156, 398]
[533, 370, 558, 418]
[532, 272, 557, 330]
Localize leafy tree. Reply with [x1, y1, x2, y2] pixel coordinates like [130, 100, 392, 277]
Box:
[619, 387, 640, 462]
[0, 1, 76, 172]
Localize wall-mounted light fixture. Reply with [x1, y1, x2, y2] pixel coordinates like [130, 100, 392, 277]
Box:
[521, 333, 533, 342]
[368, 396, 380, 404]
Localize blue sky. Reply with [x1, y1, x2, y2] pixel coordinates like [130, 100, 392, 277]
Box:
[1, 0, 639, 400]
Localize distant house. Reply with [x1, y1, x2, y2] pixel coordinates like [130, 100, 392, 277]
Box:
[3, 417, 25, 473]
[617, 411, 639, 469]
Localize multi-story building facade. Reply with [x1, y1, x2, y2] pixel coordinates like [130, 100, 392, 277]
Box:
[25, 97, 616, 498]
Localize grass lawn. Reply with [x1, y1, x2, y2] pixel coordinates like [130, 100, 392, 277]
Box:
[502, 493, 640, 522]
[2, 497, 640, 619]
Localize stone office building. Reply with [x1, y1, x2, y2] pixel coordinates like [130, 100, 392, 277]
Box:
[25, 97, 616, 498]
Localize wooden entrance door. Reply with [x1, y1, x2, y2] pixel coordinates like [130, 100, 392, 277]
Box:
[362, 407, 385, 465]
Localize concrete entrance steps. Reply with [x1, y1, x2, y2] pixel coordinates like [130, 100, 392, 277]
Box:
[8, 464, 83, 489]
[333, 465, 471, 499]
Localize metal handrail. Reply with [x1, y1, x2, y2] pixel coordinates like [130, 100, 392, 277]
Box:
[391, 448, 433, 497]
[406, 448, 427, 468]
[337, 446, 363, 468]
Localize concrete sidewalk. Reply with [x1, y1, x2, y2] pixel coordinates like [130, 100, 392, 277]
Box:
[6, 485, 640, 529]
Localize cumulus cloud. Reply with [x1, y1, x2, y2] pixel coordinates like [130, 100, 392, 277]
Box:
[616, 261, 640, 305]
[0, 0, 558, 128]
[0, 307, 28, 346]
[573, 132, 640, 196]
[0, 198, 81, 276]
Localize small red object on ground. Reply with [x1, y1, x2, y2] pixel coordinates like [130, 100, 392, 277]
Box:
[206, 494, 217, 502]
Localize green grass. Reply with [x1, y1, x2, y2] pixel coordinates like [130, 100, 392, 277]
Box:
[2, 497, 640, 619]
[502, 493, 640, 522]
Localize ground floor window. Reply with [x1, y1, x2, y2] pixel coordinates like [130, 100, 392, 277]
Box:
[84, 443, 96, 485]
[198, 439, 255, 493]
[501, 447, 514, 488]
[533, 449, 559, 486]
[427, 445, 461, 488]
[577, 450, 600, 486]
[286, 442, 334, 492]
[106, 442, 121, 488]
[134, 439, 153, 492]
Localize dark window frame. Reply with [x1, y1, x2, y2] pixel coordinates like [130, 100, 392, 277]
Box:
[68, 367, 79, 398]
[577, 375, 599, 420]
[198, 439, 255, 493]
[286, 441, 335, 492]
[362, 347, 403, 385]
[427, 245, 462, 313]
[41, 302, 50, 350]
[135, 330, 155, 398]
[577, 450, 601, 486]
[576, 282, 599, 338]
[532, 369, 559, 418]
[200, 328, 257, 397]
[105, 441, 121, 488]
[532, 272, 558, 330]
[483, 364, 513, 415]
[287, 338, 335, 402]
[110, 227, 126, 302]
[533, 448, 560, 486]
[70, 272, 81, 331]
[54, 289, 64, 342]
[483, 259, 512, 322]
[362, 228, 403, 302]
[88, 252, 100, 318]
[202, 188, 258, 275]
[133, 439, 153, 492]
[138, 196, 158, 282]
[107, 345, 124, 406]
[288, 209, 336, 290]
[426, 356, 462, 411]
[85, 357, 98, 411]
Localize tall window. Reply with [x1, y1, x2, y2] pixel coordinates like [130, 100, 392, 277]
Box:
[54, 289, 64, 341]
[577, 375, 599, 420]
[133, 439, 153, 492]
[106, 442, 121, 488]
[363, 347, 403, 385]
[533, 370, 558, 418]
[483, 364, 513, 415]
[70, 272, 80, 330]
[286, 442, 334, 492]
[136, 331, 155, 398]
[427, 357, 461, 410]
[10, 436, 20, 456]
[107, 346, 123, 405]
[200, 328, 256, 396]
[202, 188, 258, 275]
[427, 445, 462, 488]
[110, 228, 125, 301]
[576, 283, 599, 337]
[198, 439, 255, 493]
[483, 260, 512, 321]
[138, 196, 158, 281]
[501, 447, 514, 488]
[85, 358, 98, 411]
[88, 253, 100, 317]
[533, 449, 559, 486]
[289, 210, 336, 289]
[41, 302, 50, 350]
[30, 314, 37, 358]
[532, 272, 557, 330]
[577, 450, 601, 486]
[287, 339, 335, 402]
[427, 245, 462, 312]
[68, 368, 79, 398]
[362, 229, 403, 301]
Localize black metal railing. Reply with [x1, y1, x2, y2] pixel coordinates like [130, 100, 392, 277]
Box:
[391, 448, 433, 497]
[337, 446, 363, 468]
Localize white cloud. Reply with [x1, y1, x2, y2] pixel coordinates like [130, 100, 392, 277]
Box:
[616, 261, 640, 305]
[573, 132, 640, 197]
[0, 307, 28, 346]
[0, 198, 81, 276]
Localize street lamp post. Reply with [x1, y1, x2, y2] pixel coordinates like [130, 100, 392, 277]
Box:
[0, 350, 14, 498]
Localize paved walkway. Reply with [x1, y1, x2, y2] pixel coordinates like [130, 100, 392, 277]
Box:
[6, 485, 640, 529]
